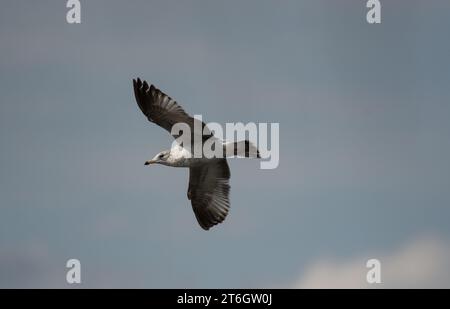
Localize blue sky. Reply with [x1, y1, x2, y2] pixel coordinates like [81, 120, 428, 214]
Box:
[1, 0, 450, 288]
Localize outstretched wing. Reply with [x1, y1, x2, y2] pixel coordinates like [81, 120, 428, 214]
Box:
[132, 78, 211, 140]
[188, 159, 231, 230]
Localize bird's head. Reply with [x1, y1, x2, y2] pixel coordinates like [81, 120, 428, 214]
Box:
[145, 150, 170, 166]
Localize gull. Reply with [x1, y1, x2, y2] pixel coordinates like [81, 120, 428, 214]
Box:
[132, 78, 259, 230]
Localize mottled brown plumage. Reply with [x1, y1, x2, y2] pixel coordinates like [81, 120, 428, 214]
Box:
[132, 78, 257, 230]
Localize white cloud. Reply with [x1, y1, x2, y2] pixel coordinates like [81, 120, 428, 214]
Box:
[293, 236, 450, 288]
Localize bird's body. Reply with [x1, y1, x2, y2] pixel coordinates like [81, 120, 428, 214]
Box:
[153, 144, 209, 168]
[132, 78, 259, 230]
[160, 144, 193, 167]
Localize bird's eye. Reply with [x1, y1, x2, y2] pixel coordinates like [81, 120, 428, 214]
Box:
[159, 154, 164, 159]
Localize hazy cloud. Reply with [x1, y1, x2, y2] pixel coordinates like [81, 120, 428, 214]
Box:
[293, 235, 450, 288]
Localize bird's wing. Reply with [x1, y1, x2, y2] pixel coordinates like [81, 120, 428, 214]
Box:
[133, 78, 211, 140]
[188, 159, 231, 230]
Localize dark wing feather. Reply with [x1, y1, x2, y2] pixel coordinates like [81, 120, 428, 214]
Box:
[132, 78, 212, 140]
[188, 159, 231, 230]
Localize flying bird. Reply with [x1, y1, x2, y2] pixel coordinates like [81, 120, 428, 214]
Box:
[132, 78, 259, 230]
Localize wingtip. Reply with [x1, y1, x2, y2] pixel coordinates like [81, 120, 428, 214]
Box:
[143, 80, 149, 90]
[132, 77, 156, 93]
[134, 77, 143, 89]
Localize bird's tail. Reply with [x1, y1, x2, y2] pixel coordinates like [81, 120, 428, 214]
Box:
[223, 140, 260, 158]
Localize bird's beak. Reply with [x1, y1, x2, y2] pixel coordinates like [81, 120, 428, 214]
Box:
[144, 160, 157, 165]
